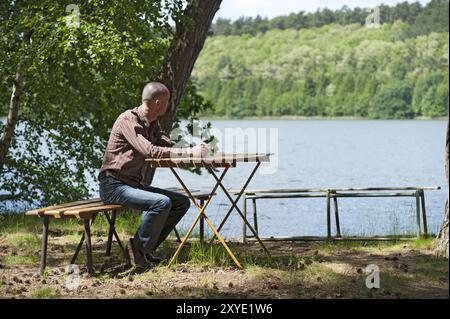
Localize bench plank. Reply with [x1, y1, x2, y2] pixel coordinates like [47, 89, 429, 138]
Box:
[26, 189, 214, 219]
[45, 202, 112, 215]
[25, 198, 102, 216]
[64, 204, 129, 215]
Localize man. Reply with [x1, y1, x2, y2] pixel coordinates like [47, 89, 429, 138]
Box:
[98, 82, 209, 268]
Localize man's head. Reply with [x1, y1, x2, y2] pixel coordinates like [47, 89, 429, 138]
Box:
[141, 82, 170, 117]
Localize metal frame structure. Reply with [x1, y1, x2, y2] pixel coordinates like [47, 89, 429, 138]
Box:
[237, 186, 441, 241]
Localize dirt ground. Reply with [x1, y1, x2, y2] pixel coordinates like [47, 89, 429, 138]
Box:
[0, 230, 448, 299]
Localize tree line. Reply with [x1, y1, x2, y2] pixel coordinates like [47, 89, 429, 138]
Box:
[193, 2, 449, 119]
[211, 0, 449, 38]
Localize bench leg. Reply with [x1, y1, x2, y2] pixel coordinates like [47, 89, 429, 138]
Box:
[83, 219, 94, 274]
[71, 232, 85, 265]
[39, 217, 50, 275]
[104, 211, 126, 258]
[106, 210, 117, 256]
[71, 215, 98, 265]
[173, 228, 182, 243]
[199, 199, 205, 244]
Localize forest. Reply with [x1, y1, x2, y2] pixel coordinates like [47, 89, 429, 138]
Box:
[193, 0, 449, 118]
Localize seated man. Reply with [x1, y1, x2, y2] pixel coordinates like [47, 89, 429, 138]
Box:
[98, 82, 209, 268]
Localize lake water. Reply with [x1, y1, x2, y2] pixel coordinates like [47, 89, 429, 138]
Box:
[2, 119, 448, 239]
[147, 120, 448, 239]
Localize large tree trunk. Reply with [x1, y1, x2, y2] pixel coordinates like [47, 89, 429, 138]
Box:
[0, 30, 32, 176]
[142, 0, 222, 185]
[434, 121, 449, 258]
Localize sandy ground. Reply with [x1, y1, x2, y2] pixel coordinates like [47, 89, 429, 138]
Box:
[0, 232, 448, 299]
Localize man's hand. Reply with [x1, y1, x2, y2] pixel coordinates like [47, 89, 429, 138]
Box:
[187, 143, 211, 157]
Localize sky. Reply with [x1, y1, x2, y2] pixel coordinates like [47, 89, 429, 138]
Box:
[214, 0, 432, 21]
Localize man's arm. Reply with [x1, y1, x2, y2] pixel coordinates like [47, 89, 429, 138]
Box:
[121, 116, 184, 158]
[155, 121, 175, 147]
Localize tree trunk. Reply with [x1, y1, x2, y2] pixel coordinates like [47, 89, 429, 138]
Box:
[142, 0, 222, 185]
[0, 30, 32, 175]
[434, 121, 449, 258]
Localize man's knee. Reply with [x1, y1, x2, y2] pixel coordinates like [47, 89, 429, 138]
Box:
[152, 195, 172, 212]
[182, 195, 191, 210]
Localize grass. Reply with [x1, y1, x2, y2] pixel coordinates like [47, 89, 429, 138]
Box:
[185, 242, 234, 267]
[0, 211, 447, 299]
[33, 287, 59, 299]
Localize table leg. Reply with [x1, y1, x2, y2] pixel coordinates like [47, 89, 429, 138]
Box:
[199, 199, 205, 244]
[167, 167, 242, 268]
[210, 163, 260, 238]
[207, 165, 271, 257]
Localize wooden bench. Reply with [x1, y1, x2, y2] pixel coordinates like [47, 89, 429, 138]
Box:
[232, 186, 441, 241]
[25, 188, 213, 275]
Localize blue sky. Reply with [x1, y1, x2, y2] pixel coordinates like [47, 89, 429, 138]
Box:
[215, 0, 432, 21]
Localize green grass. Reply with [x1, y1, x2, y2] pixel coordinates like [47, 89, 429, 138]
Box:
[0, 212, 83, 235]
[1, 254, 40, 266]
[185, 242, 233, 267]
[409, 236, 435, 249]
[33, 287, 59, 299]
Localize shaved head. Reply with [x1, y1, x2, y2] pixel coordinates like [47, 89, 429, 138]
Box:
[142, 82, 170, 104]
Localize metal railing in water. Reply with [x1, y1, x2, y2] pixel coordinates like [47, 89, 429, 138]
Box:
[231, 186, 442, 241]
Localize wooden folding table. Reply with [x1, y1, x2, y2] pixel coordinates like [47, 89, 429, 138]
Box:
[146, 153, 272, 268]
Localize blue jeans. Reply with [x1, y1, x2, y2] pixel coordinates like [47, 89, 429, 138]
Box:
[98, 172, 190, 254]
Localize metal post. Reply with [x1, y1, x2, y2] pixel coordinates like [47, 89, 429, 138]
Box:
[242, 193, 247, 244]
[415, 190, 422, 237]
[252, 198, 258, 236]
[419, 190, 428, 237]
[332, 192, 341, 237]
[326, 190, 331, 239]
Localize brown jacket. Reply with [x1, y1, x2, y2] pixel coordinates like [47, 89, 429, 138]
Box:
[99, 106, 179, 187]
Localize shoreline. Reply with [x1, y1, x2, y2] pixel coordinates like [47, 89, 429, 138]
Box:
[195, 116, 449, 121]
[1, 116, 448, 122]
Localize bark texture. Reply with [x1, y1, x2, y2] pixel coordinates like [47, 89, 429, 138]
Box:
[142, 0, 222, 185]
[434, 121, 449, 258]
[0, 30, 32, 175]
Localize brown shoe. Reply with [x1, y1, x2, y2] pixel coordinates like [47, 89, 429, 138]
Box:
[127, 238, 154, 269]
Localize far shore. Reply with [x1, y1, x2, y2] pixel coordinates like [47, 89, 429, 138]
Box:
[198, 116, 449, 121]
[1, 115, 447, 122]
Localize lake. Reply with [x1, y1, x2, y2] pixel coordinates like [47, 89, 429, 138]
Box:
[147, 119, 448, 239]
[2, 119, 448, 239]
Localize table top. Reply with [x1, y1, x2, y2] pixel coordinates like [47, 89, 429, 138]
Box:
[146, 153, 272, 168]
